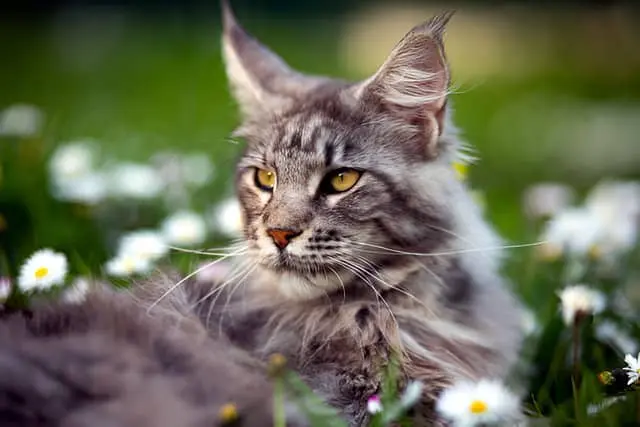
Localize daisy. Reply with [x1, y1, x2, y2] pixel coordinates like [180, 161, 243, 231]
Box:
[161, 210, 208, 247]
[117, 230, 168, 262]
[523, 183, 574, 220]
[17, 248, 68, 292]
[623, 352, 640, 386]
[52, 171, 108, 205]
[107, 162, 165, 200]
[181, 153, 215, 187]
[49, 141, 99, 183]
[585, 180, 640, 255]
[0, 277, 11, 302]
[211, 198, 244, 238]
[452, 161, 469, 181]
[539, 208, 603, 260]
[521, 307, 540, 336]
[105, 253, 153, 277]
[366, 395, 383, 415]
[436, 379, 520, 427]
[61, 277, 90, 304]
[0, 104, 44, 137]
[557, 284, 606, 325]
[400, 381, 424, 409]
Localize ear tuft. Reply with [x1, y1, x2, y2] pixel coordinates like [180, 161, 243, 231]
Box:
[220, 1, 331, 121]
[353, 12, 455, 156]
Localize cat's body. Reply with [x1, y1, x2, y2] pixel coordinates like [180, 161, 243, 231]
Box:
[0, 4, 524, 427]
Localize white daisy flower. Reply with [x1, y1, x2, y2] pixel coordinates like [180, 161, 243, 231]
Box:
[539, 180, 640, 260]
[161, 210, 208, 247]
[366, 395, 383, 415]
[211, 198, 244, 238]
[117, 230, 168, 262]
[181, 153, 214, 187]
[623, 352, 640, 386]
[0, 277, 12, 302]
[436, 379, 520, 427]
[521, 307, 540, 336]
[105, 253, 153, 277]
[17, 248, 68, 292]
[523, 183, 574, 220]
[61, 277, 90, 304]
[585, 180, 640, 255]
[539, 208, 603, 260]
[52, 171, 108, 205]
[400, 381, 424, 409]
[49, 141, 99, 182]
[596, 320, 639, 356]
[557, 284, 606, 326]
[107, 162, 165, 200]
[0, 104, 44, 137]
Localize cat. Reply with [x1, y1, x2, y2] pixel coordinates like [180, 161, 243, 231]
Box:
[0, 3, 524, 427]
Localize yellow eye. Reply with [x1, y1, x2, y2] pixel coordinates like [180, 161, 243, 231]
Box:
[254, 168, 276, 191]
[327, 169, 361, 193]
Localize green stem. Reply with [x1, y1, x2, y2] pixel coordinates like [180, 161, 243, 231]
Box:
[273, 378, 285, 427]
[572, 315, 582, 387]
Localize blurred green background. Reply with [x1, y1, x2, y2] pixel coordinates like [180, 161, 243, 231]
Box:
[1, 0, 640, 270]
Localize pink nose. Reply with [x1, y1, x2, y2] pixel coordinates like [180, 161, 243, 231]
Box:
[266, 228, 301, 249]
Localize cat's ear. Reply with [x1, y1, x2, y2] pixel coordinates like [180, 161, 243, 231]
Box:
[221, 1, 324, 120]
[352, 12, 453, 156]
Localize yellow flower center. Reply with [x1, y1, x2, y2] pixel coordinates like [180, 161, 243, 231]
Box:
[453, 162, 468, 181]
[34, 267, 49, 279]
[218, 403, 238, 423]
[588, 244, 601, 260]
[123, 258, 135, 273]
[469, 400, 488, 414]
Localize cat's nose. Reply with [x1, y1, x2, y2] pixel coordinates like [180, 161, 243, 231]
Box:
[266, 228, 302, 249]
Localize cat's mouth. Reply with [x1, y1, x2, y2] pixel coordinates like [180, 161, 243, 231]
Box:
[263, 251, 333, 276]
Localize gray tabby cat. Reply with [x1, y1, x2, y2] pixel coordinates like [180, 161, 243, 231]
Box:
[0, 4, 523, 427]
[209, 3, 524, 422]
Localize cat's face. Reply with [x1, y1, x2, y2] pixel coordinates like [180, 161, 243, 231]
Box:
[222, 6, 462, 298]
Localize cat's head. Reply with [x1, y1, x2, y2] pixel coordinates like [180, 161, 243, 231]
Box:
[222, 3, 468, 300]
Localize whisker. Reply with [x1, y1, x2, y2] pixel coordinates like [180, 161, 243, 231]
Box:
[193, 258, 253, 310]
[169, 246, 246, 257]
[351, 254, 435, 313]
[327, 265, 346, 304]
[348, 240, 546, 257]
[330, 257, 398, 330]
[146, 247, 248, 313]
[214, 263, 258, 333]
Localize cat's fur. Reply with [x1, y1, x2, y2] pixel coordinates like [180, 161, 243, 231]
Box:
[0, 4, 524, 427]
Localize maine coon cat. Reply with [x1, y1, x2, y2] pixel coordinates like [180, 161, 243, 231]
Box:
[0, 4, 524, 427]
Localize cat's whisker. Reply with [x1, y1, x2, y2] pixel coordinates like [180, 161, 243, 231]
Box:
[146, 247, 248, 313]
[351, 254, 436, 314]
[346, 240, 547, 257]
[327, 265, 346, 304]
[329, 257, 398, 330]
[193, 258, 254, 315]
[169, 245, 248, 257]
[215, 263, 259, 334]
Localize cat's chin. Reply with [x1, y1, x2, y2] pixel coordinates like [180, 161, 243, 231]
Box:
[262, 252, 330, 276]
[251, 259, 352, 301]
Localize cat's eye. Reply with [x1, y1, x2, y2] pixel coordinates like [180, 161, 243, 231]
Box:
[322, 168, 361, 194]
[254, 168, 276, 191]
